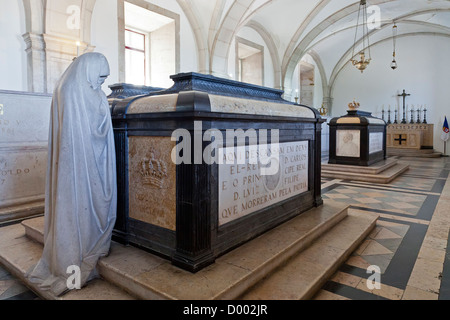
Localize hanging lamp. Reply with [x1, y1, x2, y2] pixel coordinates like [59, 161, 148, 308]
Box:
[391, 23, 398, 70]
[351, 0, 372, 73]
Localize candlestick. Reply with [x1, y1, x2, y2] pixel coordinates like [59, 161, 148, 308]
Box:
[423, 105, 427, 124]
[416, 107, 421, 124]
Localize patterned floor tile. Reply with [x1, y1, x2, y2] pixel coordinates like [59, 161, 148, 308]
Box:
[0, 264, 38, 300]
[358, 240, 393, 256]
[373, 228, 403, 240]
[0, 281, 30, 300]
[323, 185, 426, 216]
[316, 156, 450, 300]
[388, 176, 436, 191]
[0, 280, 16, 296]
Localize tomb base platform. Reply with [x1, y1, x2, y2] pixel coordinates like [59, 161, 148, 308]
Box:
[387, 147, 442, 158]
[0, 201, 44, 225]
[0, 200, 378, 300]
[322, 158, 409, 184]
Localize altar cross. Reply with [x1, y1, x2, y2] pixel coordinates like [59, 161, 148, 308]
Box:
[398, 89, 411, 124]
[394, 134, 407, 146]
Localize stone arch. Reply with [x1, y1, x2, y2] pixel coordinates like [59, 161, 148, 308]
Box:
[22, 0, 45, 34]
[281, 0, 393, 99]
[43, 0, 96, 41]
[307, 49, 329, 106]
[22, 0, 46, 92]
[210, 0, 255, 77]
[280, 0, 331, 81]
[22, 0, 98, 92]
[329, 32, 450, 100]
[80, 0, 97, 44]
[327, 12, 450, 96]
[176, 0, 209, 74]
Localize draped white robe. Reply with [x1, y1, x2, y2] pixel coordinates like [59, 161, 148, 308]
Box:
[27, 52, 117, 296]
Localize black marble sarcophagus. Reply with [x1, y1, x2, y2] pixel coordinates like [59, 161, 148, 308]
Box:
[110, 73, 324, 272]
[328, 109, 387, 166]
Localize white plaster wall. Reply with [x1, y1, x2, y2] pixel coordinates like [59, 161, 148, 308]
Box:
[332, 35, 450, 154]
[151, 22, 176, 88]
[91, 0, 119, 95]
[0, 0, 27, 91]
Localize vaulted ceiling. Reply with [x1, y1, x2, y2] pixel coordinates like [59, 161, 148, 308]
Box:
[226, 0, 450, 94]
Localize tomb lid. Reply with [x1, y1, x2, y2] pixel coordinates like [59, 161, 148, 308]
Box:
[111, 72, 321, 120]
[330, 110, 386, 126]
[108, 83, 165, 100]
[167, 72, 285, 102]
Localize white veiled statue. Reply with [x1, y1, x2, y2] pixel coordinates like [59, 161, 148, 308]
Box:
[27, 52, 117, 296]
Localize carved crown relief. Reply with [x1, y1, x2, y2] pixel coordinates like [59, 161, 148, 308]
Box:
[139, 149, 168, 189]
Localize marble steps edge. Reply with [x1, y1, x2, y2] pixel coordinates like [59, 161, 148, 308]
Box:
[387, 148, 435, 154]
[0, 223, 135, 300]
[321, 158, 398, 175]
[239, 210, 379, 300]
[22, 200, 350, 300]
[388, 153, 442, 158]
[322, 163, 410, 184]
[0, 201, 44, 224]
[387, 148, 442, 158]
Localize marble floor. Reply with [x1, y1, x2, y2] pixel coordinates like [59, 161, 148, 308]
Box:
[314, 156, 450, 300]
[0, 264, 39, 300]
[0, 155, 449, 300]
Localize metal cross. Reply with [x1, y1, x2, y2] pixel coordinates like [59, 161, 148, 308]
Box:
[398, 90, 411, 124]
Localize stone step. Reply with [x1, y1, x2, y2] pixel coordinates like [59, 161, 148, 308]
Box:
[322, 163, 409, 184]
[390, 148, 435, 154]
[239, 210, 378, 300]
[0, 201, 44, 225]
[387, 148, 442, 158]
[322, 158, 398, 175]
[21, 214, 45, 244]
[0, 223, 135, 300]
[20, 200, 350, 300]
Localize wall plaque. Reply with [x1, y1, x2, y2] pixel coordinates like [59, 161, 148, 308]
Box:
[369, 132, 383, 154]
[336, 130, 360, 158]
[218, 141, 309, 226]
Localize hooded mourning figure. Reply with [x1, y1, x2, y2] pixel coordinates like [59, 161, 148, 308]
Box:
[27, 52, 117, 296]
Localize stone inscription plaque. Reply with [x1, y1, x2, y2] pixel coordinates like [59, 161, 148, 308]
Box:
[336, 130, 360, 158]
[0, 149, 47, 208]
[218, 141, 309, 226]
[369, 132, 383, 154]
[129, 137, 176, 231]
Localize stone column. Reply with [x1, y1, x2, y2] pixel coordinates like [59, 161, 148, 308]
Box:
[23, 33, 47, 93]
[322, 96, 333, 115]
